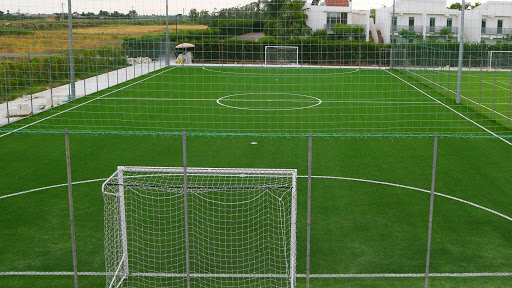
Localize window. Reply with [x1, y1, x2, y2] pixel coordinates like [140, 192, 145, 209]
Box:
[482, 19, 487, 34]
[392, 16, 397, 29]
[498, 19, 503, 34]
[327, 12, 348, 27]
[430, 17, 435, 32]
[447, 18, 453, 32]
[409, 17, 415, 31]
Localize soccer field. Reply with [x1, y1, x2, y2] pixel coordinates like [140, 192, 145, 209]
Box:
[0, 65, 511, 287]
[3, 65, 511, 137]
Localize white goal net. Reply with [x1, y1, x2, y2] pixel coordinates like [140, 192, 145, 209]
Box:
[265, 46, 299, 67]
[103, 166, 297, 288]
[489, 51, 512, 70]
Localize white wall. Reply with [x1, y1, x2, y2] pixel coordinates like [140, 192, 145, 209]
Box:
[305, 4, 353, 32]
[374, 0, 459, 43]
[465, 1, 512, 43]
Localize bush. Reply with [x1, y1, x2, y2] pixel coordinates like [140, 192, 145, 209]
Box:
[312, 29, 328, 38]
[209, 19, 259, 36]
[331, 24, 365, 35]
[0, 27, 34, 36]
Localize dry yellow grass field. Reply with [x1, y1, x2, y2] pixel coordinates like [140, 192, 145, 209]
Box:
[0, 24, 207, 54]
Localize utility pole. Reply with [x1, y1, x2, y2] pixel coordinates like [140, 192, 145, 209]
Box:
[456, 0, 466, 104]
[390, 0, 396, 69]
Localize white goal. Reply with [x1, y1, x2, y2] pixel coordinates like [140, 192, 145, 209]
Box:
[488, 51, 512, 70]
[103, 166, 297, 288]
[265, 46, 299, 67]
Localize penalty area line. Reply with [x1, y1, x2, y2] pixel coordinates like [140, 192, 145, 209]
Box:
[386, 70, 512, 146]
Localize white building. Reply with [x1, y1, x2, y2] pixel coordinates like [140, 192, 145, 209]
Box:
[464, 1, 512, 44]
[374, 0, 460, 43]
[305, 0, 370, 41]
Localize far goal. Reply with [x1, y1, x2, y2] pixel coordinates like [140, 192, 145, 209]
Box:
[265, 46, 299, 67]
[488, 51, 512, 70]
[103, 166, 297, 288]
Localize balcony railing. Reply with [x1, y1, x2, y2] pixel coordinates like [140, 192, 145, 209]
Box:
[481, 27, 512, 35]
[426, 26, 458, 34]
[392, 25, 458, 35]
[324, 23, 366, 31]
[393, 25, 423, 34]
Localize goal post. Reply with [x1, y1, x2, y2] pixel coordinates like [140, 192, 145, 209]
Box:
[265, 46, 299, 67]
[103, 166, 297, 288]
[488, 51, 512, 70]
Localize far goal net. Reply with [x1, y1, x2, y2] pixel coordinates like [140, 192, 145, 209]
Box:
[489, 51, 512, 70]
[103, 166, 297, 288]
[265, 46, 299, 67]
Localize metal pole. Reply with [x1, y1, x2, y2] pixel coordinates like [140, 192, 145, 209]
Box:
[82, 49, 86, 97]
[424, 134, 438, 288]
[165, 0, 170, 66]
[65, 129, 79, 288]
[456, 0, 465, 104]
[183, 130, 191, 288]
[390, 0, 396, 69]
[49, 53, 54, 107]
[493, 71, 497, 120]
[509, 70, 512, 126]
[67, 0, 76, 101]
[95, 49, 99, 93]
[28, 54, 34, 114]
[306, 132, 312, 288]
[3, 57, 10, 123]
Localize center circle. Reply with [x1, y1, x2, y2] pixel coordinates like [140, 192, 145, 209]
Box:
[216, 93, 322, 111]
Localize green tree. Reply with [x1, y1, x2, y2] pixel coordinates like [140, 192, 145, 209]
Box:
[128, 9, 137, 19]
[264, 0, 311, 37]
[198, 10, 209, 24]
[98, 10, 109, 17]
[448, 2, 462, 10]
[189, 8, 199, 21]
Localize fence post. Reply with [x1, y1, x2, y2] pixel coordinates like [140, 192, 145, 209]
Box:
[2, 57, 10, 123]
[509, 71, 512, 126]
[456, 0, 466, 104]
[65, 129, 79, 288]
[183, 130, 191, 288]
[390, 0, 396, 69]
[424, 134, 439, 288]
[67, 0, 76, 101]
[306, 132, 312, 288]
[165, 0, 171, 66]
[28, 54, 34, 115]
[49, 53, 54, 107]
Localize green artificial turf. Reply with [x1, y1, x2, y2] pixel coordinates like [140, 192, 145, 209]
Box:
[0, 65, 511, 287]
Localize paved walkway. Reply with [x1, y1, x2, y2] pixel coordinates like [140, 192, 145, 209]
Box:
[0, 59, 172, 127]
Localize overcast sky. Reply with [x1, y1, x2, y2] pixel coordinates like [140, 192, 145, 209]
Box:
[2, 0, 510, 15]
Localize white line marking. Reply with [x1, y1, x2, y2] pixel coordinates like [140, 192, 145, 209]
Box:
[0, 178, 108, 200]
[409, 70, 512, 122]
[202, 66, 360, 76]
[386, 70, 512, 146]
[0, 271, 511, 278]
[100, 97, 433, 105]
[2, 175, 511, 223]
[299, 175, 512, 222]
[216, 93, 322, 111]
[0, 66, 178, 139]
